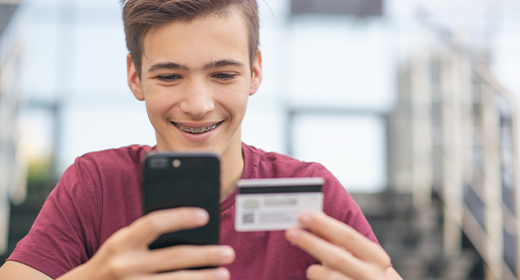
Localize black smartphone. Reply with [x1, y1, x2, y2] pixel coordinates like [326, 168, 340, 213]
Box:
[142, 153, 220, 249]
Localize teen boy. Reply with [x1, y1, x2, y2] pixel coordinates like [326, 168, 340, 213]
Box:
[0, 0, 402, 279]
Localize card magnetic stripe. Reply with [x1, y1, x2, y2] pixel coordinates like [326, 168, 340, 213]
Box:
[238, 185, 322, 194]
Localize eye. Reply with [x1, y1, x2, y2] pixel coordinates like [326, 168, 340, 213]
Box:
[214, 73, 236, 81]
[157, 75, 181, 82]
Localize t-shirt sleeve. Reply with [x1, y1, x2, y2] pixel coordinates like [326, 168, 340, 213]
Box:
[311, 163, 379, 245]
[7, 157, 102, 279]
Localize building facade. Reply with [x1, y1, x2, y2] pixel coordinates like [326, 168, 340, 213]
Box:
[0, 0, 25, 256]
[389, 25, 520, 279]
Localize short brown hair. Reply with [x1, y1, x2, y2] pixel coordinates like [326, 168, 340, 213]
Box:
[120, 0, 259, 77]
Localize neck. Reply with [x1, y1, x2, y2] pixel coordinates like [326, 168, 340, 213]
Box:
[154, 130, 244, 202]
[219, 130, 244, 202]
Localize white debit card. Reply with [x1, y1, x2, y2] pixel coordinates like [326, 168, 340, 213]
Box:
[235, 177, 324, 232]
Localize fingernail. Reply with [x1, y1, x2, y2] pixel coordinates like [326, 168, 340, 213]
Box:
[194, 209, 208, 222]
[216, 268, 229, 279]
[221, 247, 234, 260]
[288, 228, 300, 240]
[306, 265, 317, 277]
[300, 213, 313, 225]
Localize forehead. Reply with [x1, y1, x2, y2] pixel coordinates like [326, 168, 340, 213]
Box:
[142, 8, 249, 68]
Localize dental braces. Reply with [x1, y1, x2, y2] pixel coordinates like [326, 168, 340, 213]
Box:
[174, 123, 218, 134]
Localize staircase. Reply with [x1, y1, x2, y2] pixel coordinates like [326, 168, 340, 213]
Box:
[352, 191, 484, 280]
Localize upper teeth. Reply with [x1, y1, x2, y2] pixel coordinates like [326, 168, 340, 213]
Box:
[174, 122, 218, 134]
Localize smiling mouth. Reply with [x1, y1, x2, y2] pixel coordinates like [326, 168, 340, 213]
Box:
[172, 121, 223, 134]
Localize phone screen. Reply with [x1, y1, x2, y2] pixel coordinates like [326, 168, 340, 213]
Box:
[142, 153, 220, 249]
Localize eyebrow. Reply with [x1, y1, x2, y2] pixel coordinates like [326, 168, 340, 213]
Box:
[148, 59, 244, 73]
[148, 62, 189, 73]
[204, 59, 244, 70]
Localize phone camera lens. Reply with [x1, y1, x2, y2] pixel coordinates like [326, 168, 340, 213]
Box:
[172, 159, 181, 168]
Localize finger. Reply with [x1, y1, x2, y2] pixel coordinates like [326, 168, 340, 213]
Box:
[299, 212, 390, 267]
[124, 207, 209, 248]
[306, 264, 354, 280]
[286, 227, 375, 280]
[145, 267, 230, 280]
[137, 245, 235, 273]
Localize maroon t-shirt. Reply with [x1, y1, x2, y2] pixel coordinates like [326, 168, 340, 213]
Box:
[8, 143, 378, 279]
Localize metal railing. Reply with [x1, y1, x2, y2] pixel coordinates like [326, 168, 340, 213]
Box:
[392, 13, 520, 279]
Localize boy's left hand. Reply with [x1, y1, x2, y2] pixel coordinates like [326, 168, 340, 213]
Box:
[285, 212, 402, 280]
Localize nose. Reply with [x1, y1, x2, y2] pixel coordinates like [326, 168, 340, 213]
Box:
[179, 79, 215, 119]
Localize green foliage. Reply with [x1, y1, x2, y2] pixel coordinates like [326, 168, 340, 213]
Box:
[27, 158, 52, 186]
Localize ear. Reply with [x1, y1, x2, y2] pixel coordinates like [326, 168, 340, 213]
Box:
[127, 54, 145, 101]
[249, 50, 263, 96]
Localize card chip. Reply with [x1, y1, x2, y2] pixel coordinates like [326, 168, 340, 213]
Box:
[243, 213, 254, 224]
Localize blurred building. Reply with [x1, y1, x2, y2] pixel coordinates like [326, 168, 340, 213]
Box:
[0, 0, 25, 256]
[387, 15, 520, 279]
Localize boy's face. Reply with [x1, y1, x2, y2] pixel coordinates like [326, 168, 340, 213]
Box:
[127, 8, 262, 156]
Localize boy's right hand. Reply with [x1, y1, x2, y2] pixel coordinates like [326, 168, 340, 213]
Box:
[58, 207, 234, 280]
